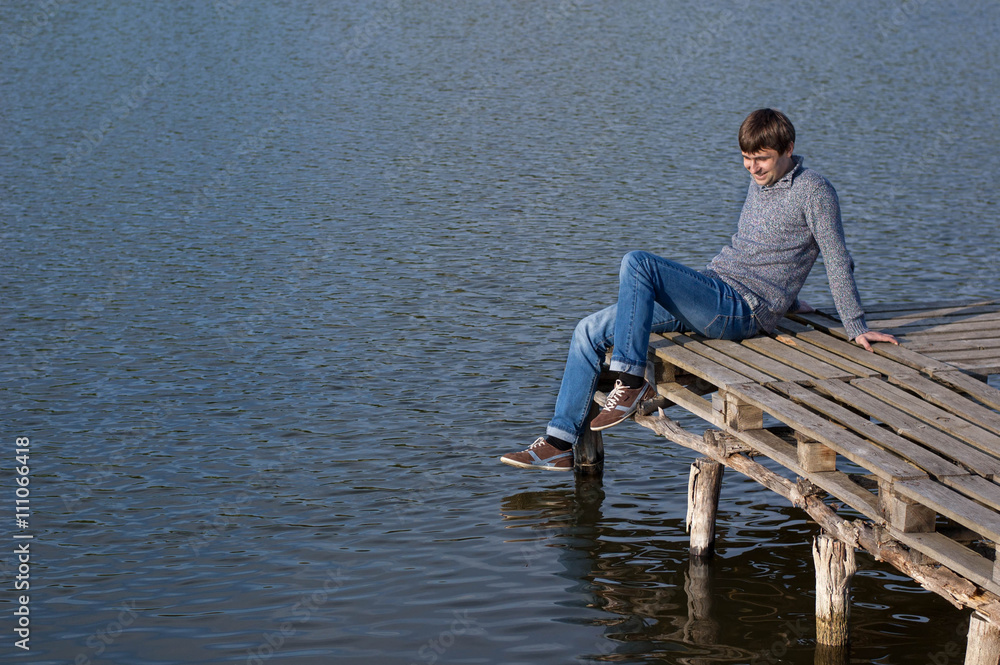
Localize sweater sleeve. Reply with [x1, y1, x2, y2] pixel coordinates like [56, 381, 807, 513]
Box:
[804, 180, 869, 340]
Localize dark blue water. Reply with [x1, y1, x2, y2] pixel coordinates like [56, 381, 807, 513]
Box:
[2, 1, 998, 663]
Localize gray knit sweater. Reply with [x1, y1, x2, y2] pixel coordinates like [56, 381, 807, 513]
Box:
[704, 156, 869, 340]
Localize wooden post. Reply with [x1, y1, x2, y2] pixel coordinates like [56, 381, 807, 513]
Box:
[796, 432, 837, 473]
[813, 533, 856, 646]
[966, 612, 1000, 665]
[686, 457, 724, 557]
[712, 390, 763, 431]
[575, 402, 604, 476]
[878, 478, 936, 533]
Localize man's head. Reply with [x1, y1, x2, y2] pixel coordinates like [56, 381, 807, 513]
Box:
[739, 108, 796, 187]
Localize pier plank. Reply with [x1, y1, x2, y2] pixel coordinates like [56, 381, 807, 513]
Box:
[649, 334, 754, 390]
[773, 381, 967, 478]
[701, 338, 814, 383]
[850, 378, 1000, 460]
[660, 333, 782, 384]
[894, 477, 1000, 543]
[933, 371, 1000, 411]
[731, 383, 926, 481]
[771, 334, 880, 378]
[882, 318, 1000, 338]
[887, 528, 1000, 597]
[774, 328, 916, 377]
[899, 328, 1000, 344]
[903, 338, 1000, 354]
[862, 299, 997, 316]
[812, 379, 1000, 478]
[868, 310, 1000, 330]
[887, 373, 1000, 436]
[740, 336, 856, 380]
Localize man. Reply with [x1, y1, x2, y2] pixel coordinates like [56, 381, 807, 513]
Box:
[500, 108, 897, 472]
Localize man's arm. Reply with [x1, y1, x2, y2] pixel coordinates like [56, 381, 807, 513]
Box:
[790, 298, 897, 351]
[803, 180, 899, 351]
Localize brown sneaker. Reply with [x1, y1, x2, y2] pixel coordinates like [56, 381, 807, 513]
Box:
[500, 437, 573, 471]
[590, 379, 655, 431]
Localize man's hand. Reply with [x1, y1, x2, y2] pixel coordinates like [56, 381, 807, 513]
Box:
[853, 331, 899, 352]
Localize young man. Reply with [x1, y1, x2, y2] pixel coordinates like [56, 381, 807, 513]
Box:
[500, 108, 898, 472]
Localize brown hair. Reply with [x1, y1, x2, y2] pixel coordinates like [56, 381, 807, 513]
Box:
[739, 108, 795, 155]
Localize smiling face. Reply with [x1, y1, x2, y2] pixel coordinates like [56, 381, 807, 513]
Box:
[742, 144, 795, 187]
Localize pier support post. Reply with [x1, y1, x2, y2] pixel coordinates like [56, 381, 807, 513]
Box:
[812, 533, 856, 646]
[686, 457, 724, 558]
[575, 402, 604, 477]
[966, 613, 1000, 665]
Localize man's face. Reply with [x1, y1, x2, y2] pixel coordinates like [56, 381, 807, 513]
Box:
[742, 145, 794, 186]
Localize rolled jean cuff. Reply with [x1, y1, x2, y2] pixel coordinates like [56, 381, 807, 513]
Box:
[609, 358, 647, 377]
[546, 425, 578, 446]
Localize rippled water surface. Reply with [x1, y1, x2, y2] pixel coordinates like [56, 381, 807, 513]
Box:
[3, 1, 999, 663]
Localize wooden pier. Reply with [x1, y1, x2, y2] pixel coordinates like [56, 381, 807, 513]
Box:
[578, 298, 1000, 661]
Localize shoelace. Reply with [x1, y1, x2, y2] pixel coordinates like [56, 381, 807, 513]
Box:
[603, 380, 628, 411]
[529, 438, 547, 449]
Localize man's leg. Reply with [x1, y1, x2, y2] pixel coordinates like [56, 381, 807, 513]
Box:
[501, 303, 681, 471]
[590, 250, 758, 431]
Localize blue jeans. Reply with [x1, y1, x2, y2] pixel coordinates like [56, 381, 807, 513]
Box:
[546, 251, 759, 445]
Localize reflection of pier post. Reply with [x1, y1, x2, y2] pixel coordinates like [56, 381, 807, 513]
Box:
[683, 556, 718, 646]
[687, 457, 724, 558]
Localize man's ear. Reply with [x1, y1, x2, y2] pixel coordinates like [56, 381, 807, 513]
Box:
[784, 141, 795, 158]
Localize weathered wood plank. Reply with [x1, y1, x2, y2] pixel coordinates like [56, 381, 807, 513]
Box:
[649, 334, 755, 390]
[661, 333, 782, 385]
[700, 337, 814, 383]
[656, 382, 715, 422]
[850, 378, 1000, 461]
[862, 299, 997, 316]
[874, 345, 959, 375]
[900, 328, 1000, 344]
[775, 381, 969, 478]
[868, 309, 1000, 330]
[933, 371, 1000, 411]
[894, 477, 1000, 543]
[939, 475, 1000, 513]
[867, 303, 1000, 321]
[886, 528, 1000, 597]
[771, 334, 880, 378]
[939, 360, 1000, 375]
[731, 383, 927, 481]
[812, 379, 1000, 478]
[903, 338, 1000, 354]
[887, 373, 1000, 436]
[789, 312, 976, 374]
[925, 348, 1000, 363]
[882, 317, 1000, 337]
[726, 427, 882, 519]
[740, 336, 856, 380]
[776, 328, 916, 377]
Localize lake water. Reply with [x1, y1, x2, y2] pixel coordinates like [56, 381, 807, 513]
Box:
[3, 1, 999, 663]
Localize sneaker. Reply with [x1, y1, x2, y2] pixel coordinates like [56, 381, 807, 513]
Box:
[590, 380, 655, 431]
[500, 437, 573, 471]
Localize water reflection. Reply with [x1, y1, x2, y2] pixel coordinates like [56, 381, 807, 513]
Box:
[501, 478, 752, 663]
